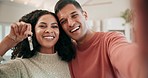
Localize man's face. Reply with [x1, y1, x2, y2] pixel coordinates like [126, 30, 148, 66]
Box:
[57, 4, 88, 41]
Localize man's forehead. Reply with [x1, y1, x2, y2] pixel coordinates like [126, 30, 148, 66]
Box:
[57, 10, 74, 18]
[57, 4, 78, 17]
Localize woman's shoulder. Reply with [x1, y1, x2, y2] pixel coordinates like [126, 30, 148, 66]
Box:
[0, 58, 27, 78]
[1, 58, 26, 67]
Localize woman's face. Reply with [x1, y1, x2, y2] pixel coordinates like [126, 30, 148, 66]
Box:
[35, 14, 59, 52]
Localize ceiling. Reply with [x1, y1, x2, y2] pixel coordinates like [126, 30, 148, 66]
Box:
[0, 0, 113, 11]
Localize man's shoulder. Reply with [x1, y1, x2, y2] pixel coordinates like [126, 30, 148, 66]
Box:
[95, 31, 123, 35]
[104, 31, 124, 36]
[102, 31, 125, 38]
[95, 31, 124, 38]
[94, 31, 126, 42]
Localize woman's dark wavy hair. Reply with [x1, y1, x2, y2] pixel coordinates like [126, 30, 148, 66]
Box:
[11, 10, 76, 62]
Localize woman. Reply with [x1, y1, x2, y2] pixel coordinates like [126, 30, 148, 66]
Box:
[0, 10, 75, 78]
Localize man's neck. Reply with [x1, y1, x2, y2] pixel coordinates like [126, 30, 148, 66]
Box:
[77, 30, 95, 45]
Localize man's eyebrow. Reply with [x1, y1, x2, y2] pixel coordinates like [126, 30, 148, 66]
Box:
[59, 18, 65, 23]
[59, 11, 77, 22]
[70, 11, 77, 15]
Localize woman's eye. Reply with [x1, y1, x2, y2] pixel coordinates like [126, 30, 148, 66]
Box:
[51, 25, 59, 28]
[39, 25, 46, 28]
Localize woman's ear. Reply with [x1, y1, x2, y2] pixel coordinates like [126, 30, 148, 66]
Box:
[82, 11, 88, 20]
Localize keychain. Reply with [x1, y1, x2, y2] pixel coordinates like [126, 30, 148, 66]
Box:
[27, 36, 33, 51]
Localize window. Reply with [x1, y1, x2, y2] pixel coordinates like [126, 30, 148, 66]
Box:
[0, 25, 2, 41]
[102, 17, 131, 42]
[0, 23, 12, 63]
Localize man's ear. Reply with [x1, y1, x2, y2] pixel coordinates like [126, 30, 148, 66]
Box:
[82, 11, 88, 20]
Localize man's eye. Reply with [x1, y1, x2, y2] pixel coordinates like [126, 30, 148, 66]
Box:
[72, 14, 78, 18]
[60, 20, 67, 25]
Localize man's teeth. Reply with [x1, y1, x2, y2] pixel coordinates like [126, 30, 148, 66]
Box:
[71, 27, 80, 33]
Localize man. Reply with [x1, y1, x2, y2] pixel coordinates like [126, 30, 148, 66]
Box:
[54, 0, 145, 78]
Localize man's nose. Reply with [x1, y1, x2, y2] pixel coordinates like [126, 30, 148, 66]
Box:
[67, 18, 74, 27]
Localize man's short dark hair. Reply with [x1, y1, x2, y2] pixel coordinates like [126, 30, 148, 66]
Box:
[54, 0, 83, 15]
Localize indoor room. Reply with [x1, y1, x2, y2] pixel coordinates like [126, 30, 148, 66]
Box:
[0, 0, 132, 62]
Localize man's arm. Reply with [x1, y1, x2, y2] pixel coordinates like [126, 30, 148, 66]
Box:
[107, 32, 146, 78]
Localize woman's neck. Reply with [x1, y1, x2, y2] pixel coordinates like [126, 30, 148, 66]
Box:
[39, 47, 55, 54]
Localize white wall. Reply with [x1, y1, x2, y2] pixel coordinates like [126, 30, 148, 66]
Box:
[81, 0, 130, 32]
[83, 0, 130, 20]
[0, 0, 130, 23]
[0, 1, 37, 23]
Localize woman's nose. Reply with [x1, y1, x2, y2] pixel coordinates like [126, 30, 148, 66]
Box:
[45, 28, 53, 33]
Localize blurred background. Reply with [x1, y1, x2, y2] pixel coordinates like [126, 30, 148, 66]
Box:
[0, 0, 132, 62]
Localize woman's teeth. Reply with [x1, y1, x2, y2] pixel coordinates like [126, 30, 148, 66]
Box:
[44, 36, 54, 40]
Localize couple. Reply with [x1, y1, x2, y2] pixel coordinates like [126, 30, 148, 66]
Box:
[0, 0, 146, 78]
